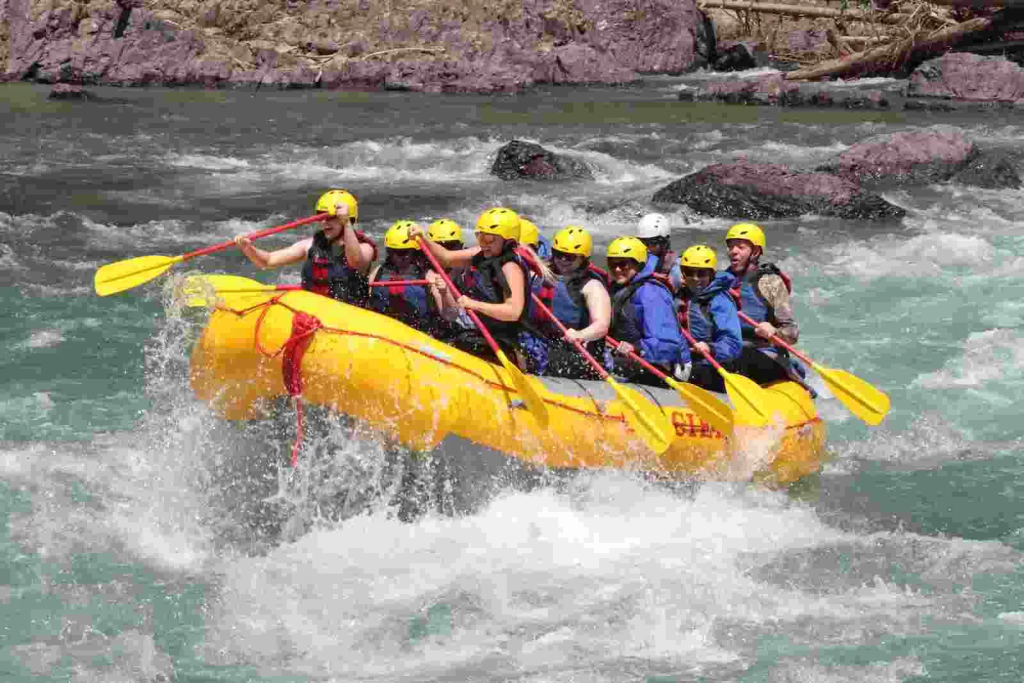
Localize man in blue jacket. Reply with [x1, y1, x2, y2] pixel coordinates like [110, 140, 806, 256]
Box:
[677, 245, 741, 393]
[605, 236, 691, 387]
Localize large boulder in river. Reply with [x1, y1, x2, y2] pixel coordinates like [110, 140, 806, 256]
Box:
[491, 140, 593, 181]
[652, 161, 905, 221]
[816, 125, 977, 185]
[906, 53, 1024, 102]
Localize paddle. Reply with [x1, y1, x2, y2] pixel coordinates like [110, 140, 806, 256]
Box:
[605, 335, 735, 437]
[680, 327, 774, 427]
[531, 295, 674, 454]
[416, 238, 550, 427]
[94, 213, 328, 297]
[738, 312, 890, 425]
[182, 276, 436, 308]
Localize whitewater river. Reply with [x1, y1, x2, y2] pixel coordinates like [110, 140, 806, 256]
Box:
[1, 77, 1023, 681]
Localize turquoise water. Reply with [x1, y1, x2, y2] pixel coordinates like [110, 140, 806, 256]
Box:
[1, 81, 1023, 681]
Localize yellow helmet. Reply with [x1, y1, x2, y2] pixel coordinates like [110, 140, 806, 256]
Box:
[519, 219, 540, 248]
[384, 220, 419, 250]
[552, 225, 592, 258]
[606, 236, 648, 265]
[315, 189, 358, 221]
[725, 222, 765, 249]
[475, 207, 521, 242]
[680, 244, 717, 270]
[427, 218, 462, 244]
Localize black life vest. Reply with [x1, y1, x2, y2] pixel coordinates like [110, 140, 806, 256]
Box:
[369, 257, 433, 330]
[459, 242, 536, 344]
[301, 230, 377, 305]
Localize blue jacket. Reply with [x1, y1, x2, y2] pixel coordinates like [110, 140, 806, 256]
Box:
[536, 236, 553, 261]
[683, 271, 742, 364]
[609, 258, 690, 367]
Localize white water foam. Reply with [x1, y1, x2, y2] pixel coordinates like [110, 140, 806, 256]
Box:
[913, 328, 1024, 390]
[14, 329, 65, 350]
[194, 473, 1019, 680]
[819, 232, 996, 282]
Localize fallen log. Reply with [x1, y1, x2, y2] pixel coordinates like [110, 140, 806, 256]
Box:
[699, 0, 910, 23]
[784, 15, 999, 80]
[923, 0, 1024, 7]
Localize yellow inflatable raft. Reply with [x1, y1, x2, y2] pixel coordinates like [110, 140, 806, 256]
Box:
[189, 289, 826, 487]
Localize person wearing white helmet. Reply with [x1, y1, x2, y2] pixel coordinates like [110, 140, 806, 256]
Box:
[724, 222, 806, 387]
[234, 189, 377, 306]
[636, 212, 683, 290]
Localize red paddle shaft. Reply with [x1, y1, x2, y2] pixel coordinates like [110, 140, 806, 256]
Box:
[188, 213, 328, 262]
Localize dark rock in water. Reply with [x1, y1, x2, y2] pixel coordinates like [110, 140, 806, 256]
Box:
[678, 73, 891, 109]
[651, 161, 905, 221]
[713, 41, 765, 72]
[949, 150, 1022, 190]
[48, 84, 95, 101]
[816, 125, 977, 185]
[906, 53, 1024, 102]
[491, 140, 593, 181]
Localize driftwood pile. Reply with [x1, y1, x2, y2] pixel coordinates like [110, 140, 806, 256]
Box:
[700, 0, 1024, 79]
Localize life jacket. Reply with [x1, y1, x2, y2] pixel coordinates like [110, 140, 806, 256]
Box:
[679, 287, 742, 338]
[460, 241, 538, 345]
[301, 229, 378, 305]
[658, 250, 678, 276]
[552, 267, 606, 333]
[588, 263, 611, 288]
[610, 274, 676, 348]
[368, 257, 431, 327]
[734, 262, 791, 341]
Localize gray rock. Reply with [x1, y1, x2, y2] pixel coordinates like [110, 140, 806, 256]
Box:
[652, 161, 905, 221]
[816, 125, 977, 184]
[491, 140, 594, 181]
[948, 150, 1021, 189]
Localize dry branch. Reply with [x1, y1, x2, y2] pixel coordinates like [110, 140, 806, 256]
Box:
[783, 14, 999, 80]
[699, 0, 910, 24]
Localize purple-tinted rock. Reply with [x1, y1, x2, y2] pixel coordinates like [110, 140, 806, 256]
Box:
[817, 125, 977, 184]
[948, 150, 1021, 189]
[3, 0, 710, 92]
[536, 44, 635, 85]
[652, 161, 905, 221]
[491, 140, 594, 181]
[907, 53, 1024, 101]
[47, 83, 94, 100]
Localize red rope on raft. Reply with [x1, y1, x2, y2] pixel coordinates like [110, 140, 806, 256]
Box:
[249, 298, 323, 466]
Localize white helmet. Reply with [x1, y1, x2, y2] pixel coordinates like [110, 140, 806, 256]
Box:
[637, 213, 670, 239]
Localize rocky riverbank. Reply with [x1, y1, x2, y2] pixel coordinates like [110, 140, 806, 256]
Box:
[1, 0, 714, 92]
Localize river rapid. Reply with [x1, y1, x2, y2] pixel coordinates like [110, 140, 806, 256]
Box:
[1, 78, 1023, 682]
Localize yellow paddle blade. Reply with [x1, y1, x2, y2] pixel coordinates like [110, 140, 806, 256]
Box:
[180, 275, 277, 308]
[813, 363, 890, 426]
[663, 376, 735, 436]
[94, 255, 182, 296]
[607, 378, 674, 454]
[721, 369, 775, 427]
[496, 349, 550, 427]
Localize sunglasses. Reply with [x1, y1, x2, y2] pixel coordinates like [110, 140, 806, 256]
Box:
[552, 251, 578, 261]
[681, 267, 711, 277]
[607, 259, 636, 270]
